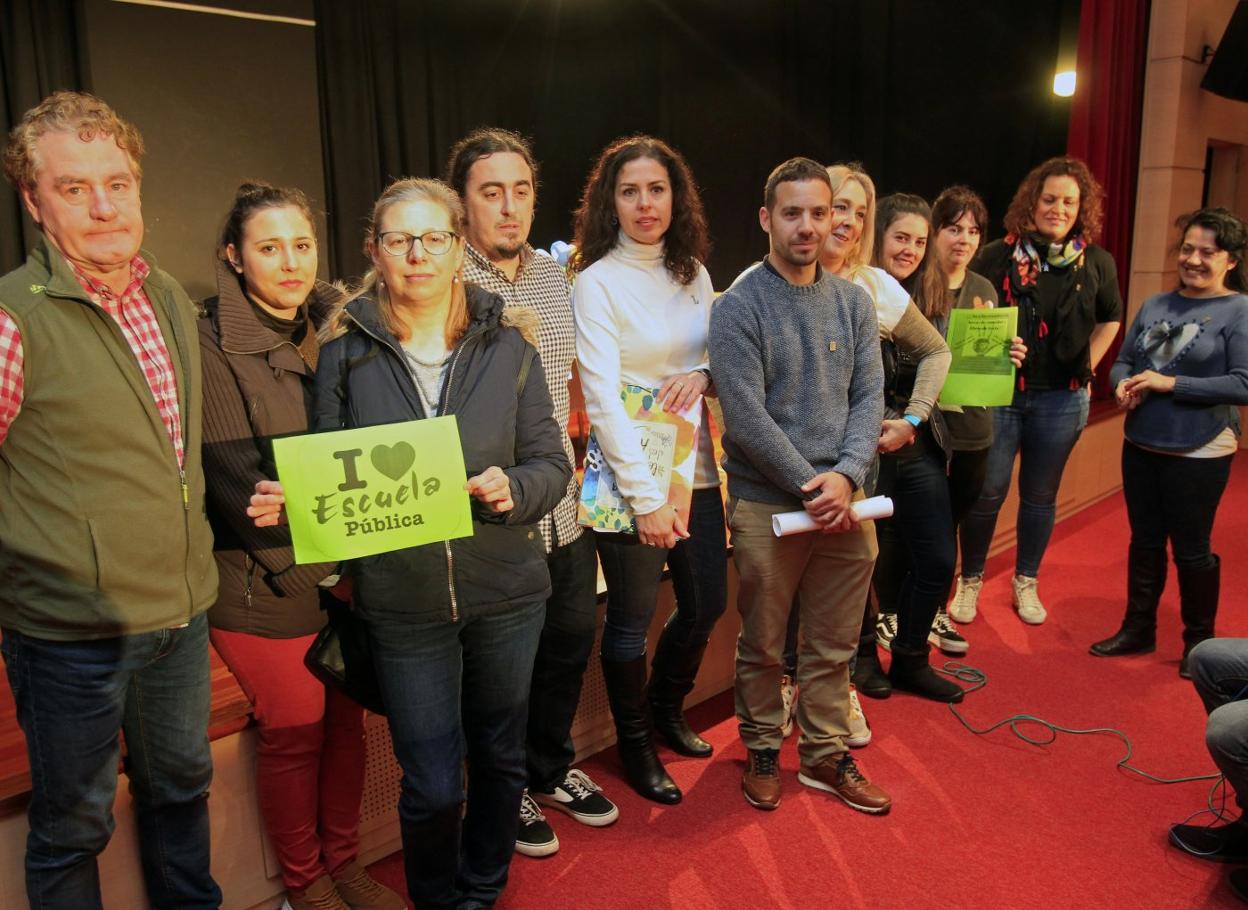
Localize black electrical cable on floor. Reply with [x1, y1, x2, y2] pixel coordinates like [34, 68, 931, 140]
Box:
[934, 660, 1225, 786]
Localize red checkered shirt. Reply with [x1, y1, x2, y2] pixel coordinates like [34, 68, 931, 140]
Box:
[0, 255, 184, 465]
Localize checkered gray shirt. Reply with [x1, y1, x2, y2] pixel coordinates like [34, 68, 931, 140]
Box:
[463, 242, 582, 552]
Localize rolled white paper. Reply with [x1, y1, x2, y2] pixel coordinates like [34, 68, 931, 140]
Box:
[770, 495, 894, 537]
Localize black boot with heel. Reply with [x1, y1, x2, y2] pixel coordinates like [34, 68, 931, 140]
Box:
[648, 627, 713, 758]
[601, 655, 682, 804]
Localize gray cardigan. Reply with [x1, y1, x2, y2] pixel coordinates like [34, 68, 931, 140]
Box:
[709, 263, 884, 507]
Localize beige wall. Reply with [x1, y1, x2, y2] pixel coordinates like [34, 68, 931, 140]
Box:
[1133, 0, 1248, 440]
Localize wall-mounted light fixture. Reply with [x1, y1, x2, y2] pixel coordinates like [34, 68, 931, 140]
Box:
[1053, 69, 1077, 97]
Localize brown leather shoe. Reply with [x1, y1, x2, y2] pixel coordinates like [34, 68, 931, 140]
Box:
[798, 752, 891, 814]
[285, 875, 350, 910]
[742, 748, 781, 809]
[331, 861, 406, 910]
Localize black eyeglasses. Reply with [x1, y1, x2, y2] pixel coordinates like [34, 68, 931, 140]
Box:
[376, 230, 459, 257]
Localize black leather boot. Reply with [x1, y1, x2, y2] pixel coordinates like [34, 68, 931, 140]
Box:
[601, 654, 682, 804]
[888, 646, 964, 703]
[1178, 555, 1220, 679]
[852, 639, 892, 699]
[1090, 545, 1166, 656]
[648, 627, 712, 758]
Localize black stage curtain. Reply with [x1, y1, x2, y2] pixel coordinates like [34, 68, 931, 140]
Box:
[316, 0, 1074, 288]
[0, 0, 86, 273]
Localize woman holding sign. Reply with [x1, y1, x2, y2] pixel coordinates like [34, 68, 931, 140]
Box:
[1092, 208, 1248, 676]
[571, 135, 725, 804]
[200, 183, 404, 910]
[251, 177, 570, 910]
[883, 188, 1025, 644]
[955, 158, 1122, 626]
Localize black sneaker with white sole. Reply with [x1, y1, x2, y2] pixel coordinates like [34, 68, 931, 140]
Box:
[875, 613, 898, 652]
[532, 769, 620, 827]
[929, 611, 969, 655]
[515, 792, 559, 857]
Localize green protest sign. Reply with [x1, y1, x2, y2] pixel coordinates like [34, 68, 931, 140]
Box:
[272, 416, 474, 563]
[939, 306, 1019, 407]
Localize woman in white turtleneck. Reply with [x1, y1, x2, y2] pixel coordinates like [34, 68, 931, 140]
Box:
[570, 135, 725, 806]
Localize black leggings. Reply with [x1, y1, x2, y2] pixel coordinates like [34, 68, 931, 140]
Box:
[1122, 441, 1232, 570]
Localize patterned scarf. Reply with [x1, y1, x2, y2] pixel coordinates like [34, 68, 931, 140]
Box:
[1003, 232, 1087, 301]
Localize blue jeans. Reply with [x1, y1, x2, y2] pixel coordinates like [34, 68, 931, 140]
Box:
[1189, 639, 1248, 813]
[368, 600, 544, 910]
[960, 386, 1089, 578]
[596, 488, 728, 661]
[1, 615, 218, 910]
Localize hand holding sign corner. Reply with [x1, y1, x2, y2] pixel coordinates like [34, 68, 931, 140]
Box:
[269, 415, 475, 564]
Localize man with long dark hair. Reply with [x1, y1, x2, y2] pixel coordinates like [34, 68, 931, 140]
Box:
[447, 128, 618, 859]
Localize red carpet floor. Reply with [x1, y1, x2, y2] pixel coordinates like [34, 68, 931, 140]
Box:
[371, 453, 1248, 909]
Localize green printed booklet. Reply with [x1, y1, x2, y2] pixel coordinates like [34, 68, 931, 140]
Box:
[272, 416, 474, 563]
[578, 384, 702, 534]
[939, 306, 1019, 407]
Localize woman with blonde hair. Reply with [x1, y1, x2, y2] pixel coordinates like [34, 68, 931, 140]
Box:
[812, 163, 962, 704]
[249, 176, 571, 909]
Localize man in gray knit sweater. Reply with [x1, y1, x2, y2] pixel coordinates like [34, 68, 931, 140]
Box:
[709, 157, 890, 814]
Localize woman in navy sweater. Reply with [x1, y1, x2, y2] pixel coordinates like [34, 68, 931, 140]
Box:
[1091, 207, 1248, 676]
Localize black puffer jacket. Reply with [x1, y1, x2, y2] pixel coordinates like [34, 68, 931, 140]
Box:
[311, 286, 571, 622]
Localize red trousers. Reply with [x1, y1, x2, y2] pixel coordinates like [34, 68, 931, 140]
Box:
[210, 628, 366, 893]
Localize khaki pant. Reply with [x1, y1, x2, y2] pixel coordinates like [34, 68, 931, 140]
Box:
[728, 494, 878, 764]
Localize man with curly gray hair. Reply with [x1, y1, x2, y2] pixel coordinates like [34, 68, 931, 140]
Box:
[1, 91, 220, 909]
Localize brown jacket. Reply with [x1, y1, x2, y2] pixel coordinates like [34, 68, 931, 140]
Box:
[199, 260, 340, 637]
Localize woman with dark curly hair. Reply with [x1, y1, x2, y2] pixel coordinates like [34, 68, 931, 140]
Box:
[952, 157, 1123, 626]
[1092, 208, 1248, 676]
[571, 135, 725, 804]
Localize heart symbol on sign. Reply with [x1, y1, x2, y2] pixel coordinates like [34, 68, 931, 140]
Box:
[371, 443, 416, 481]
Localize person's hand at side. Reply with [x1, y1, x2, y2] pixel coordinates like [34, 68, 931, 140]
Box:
[878, 418, 917, 453]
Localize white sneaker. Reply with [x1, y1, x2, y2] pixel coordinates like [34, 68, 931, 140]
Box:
[780, 674, 797, 738]
[948, 576, 982, 624]
[875, 613, 898, 651]
[846, 685, 872, 748]
[1012, 574, 1047, 625]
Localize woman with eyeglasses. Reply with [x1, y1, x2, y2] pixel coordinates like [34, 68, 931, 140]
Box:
[571, 135, 725, 805]
[201, 182, 405, 910]
[249, 177, 570, 909]
[1092, 207, 1248, 676]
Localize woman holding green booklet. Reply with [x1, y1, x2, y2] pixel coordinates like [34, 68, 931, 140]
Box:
[954, 157, 1123, 627]
[570, 134, 726, 805]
